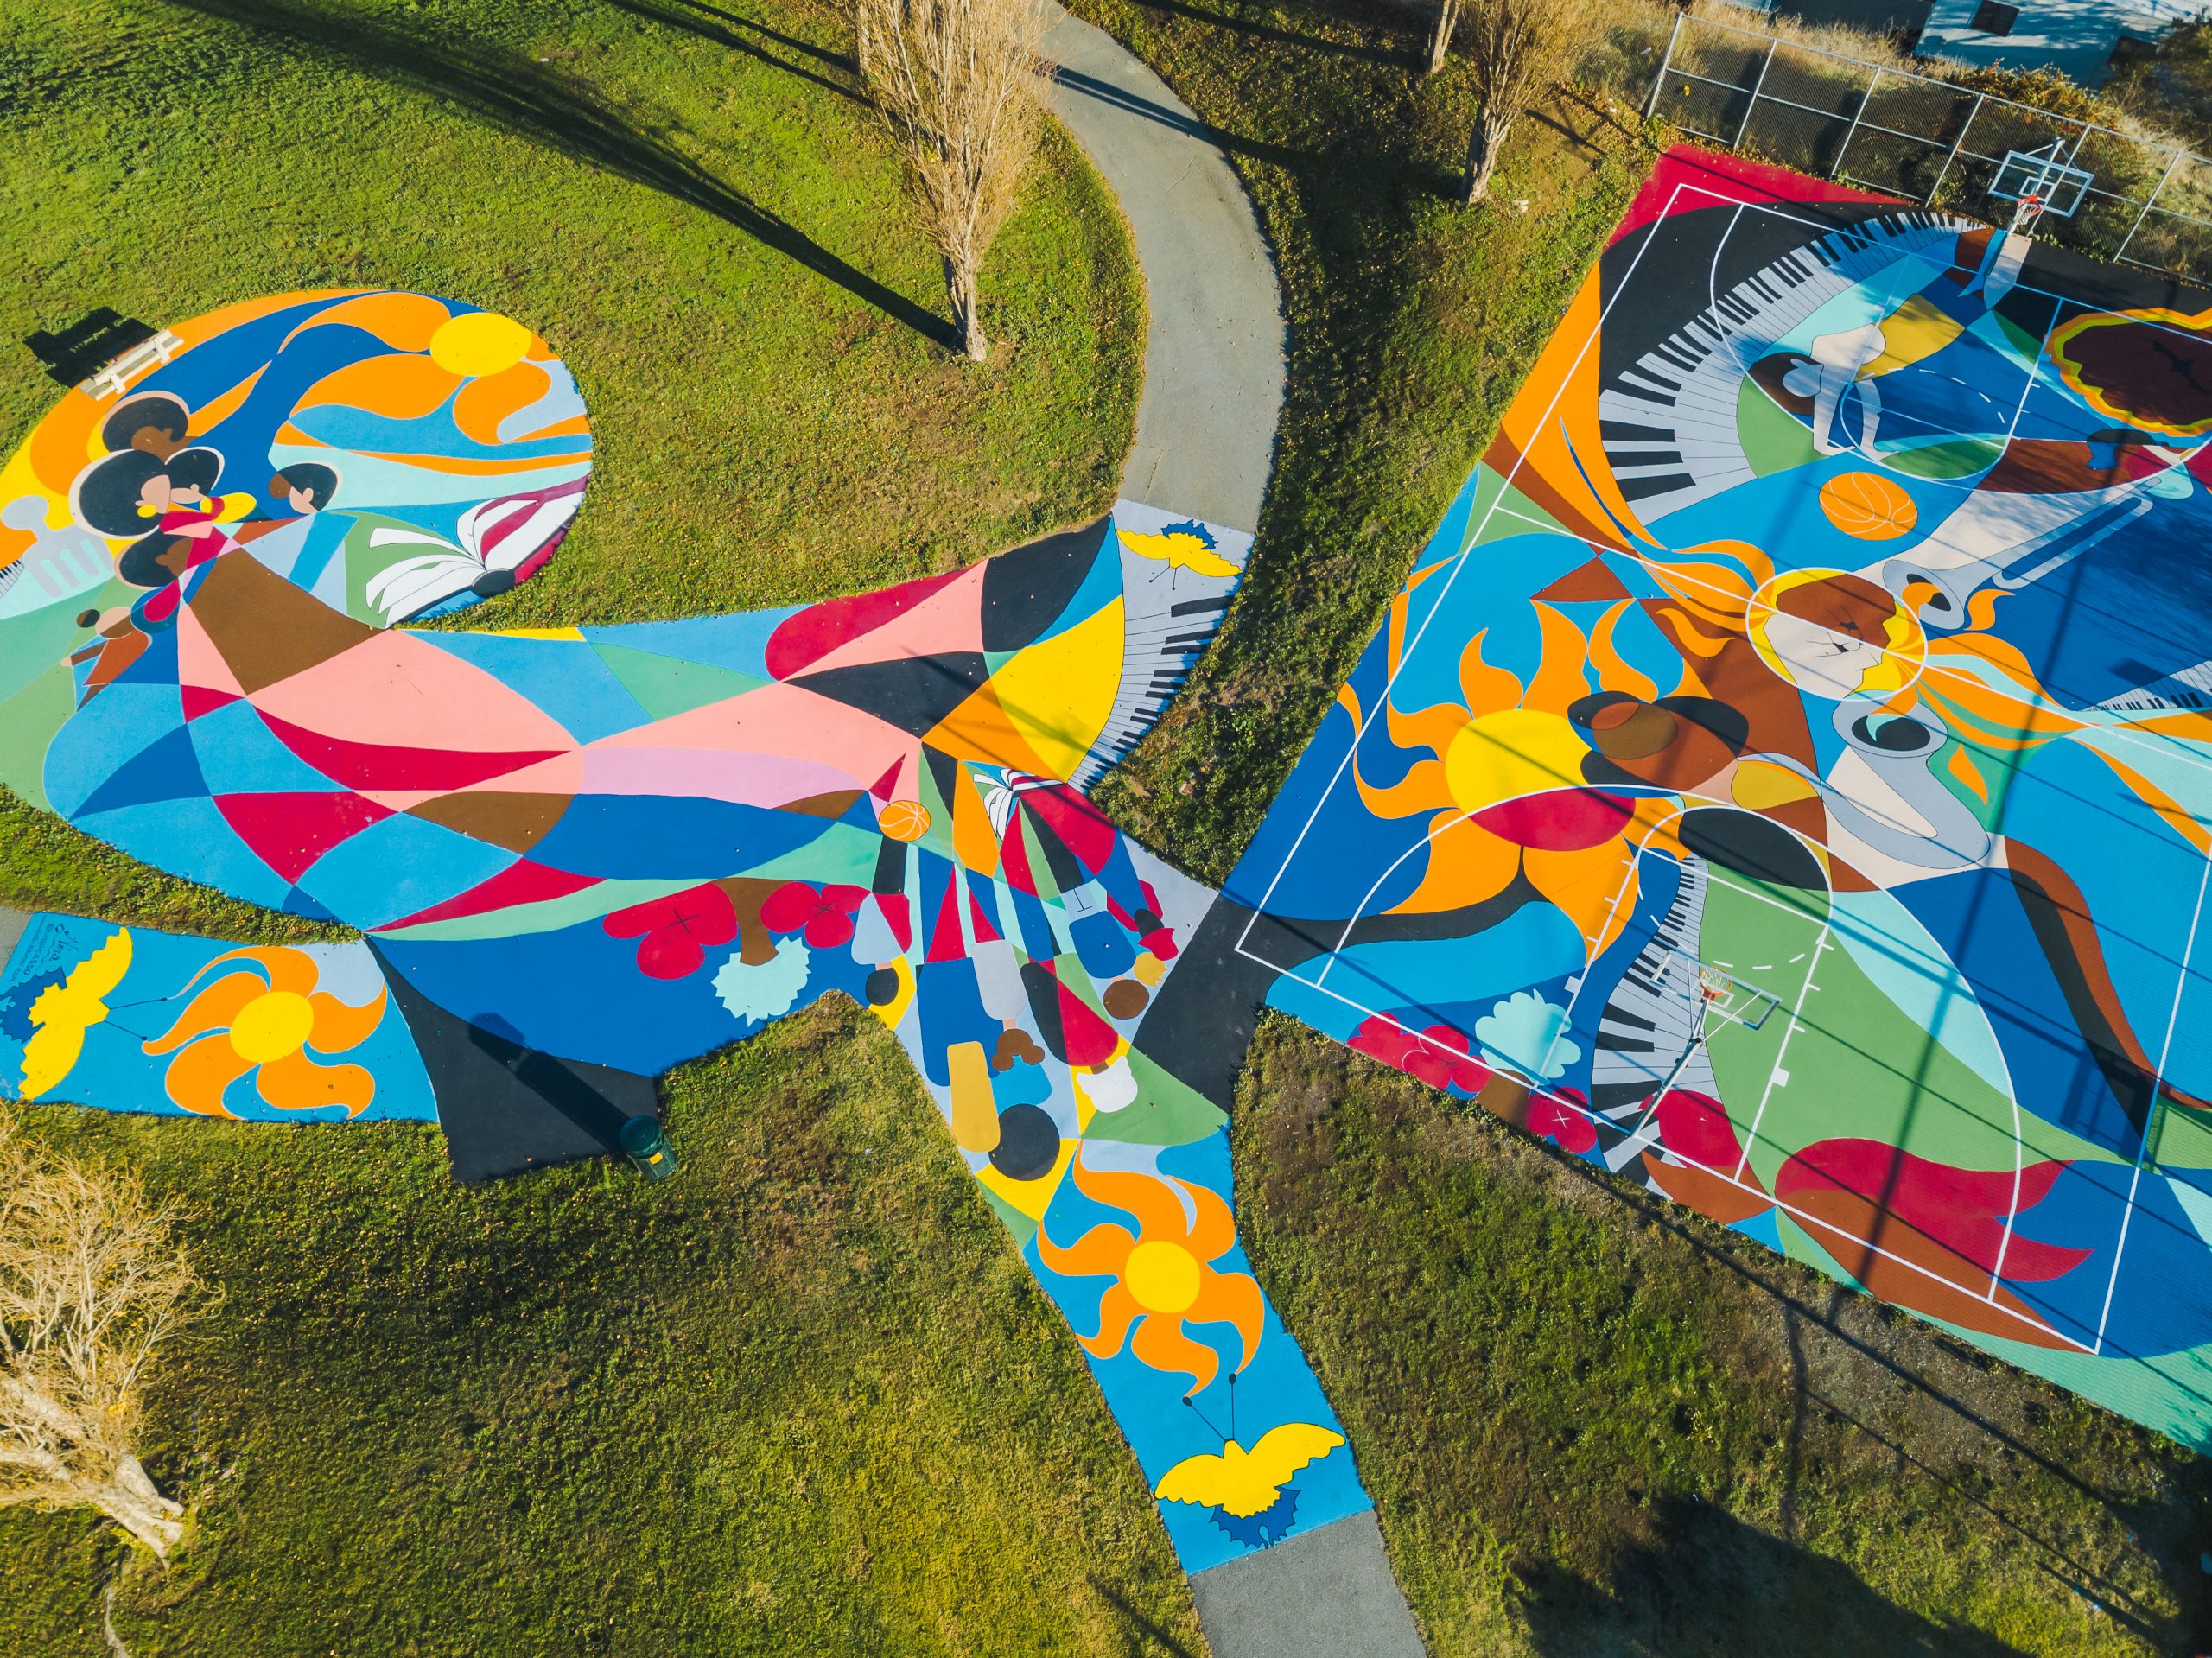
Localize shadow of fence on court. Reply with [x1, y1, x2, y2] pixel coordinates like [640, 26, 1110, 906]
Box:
[157, 0, 957, 349]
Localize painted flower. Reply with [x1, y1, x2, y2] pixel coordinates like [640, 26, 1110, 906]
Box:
[1527, 1088, 1599, 1156]
[1348, 1014, 1488, 1094]
[603, 884, 737, 979]
[761, 881, 868, 949]
[1475, 989, 1580, 1082]
[1037, 1155, 1264, 1396]
[142, 947, 385, 1116]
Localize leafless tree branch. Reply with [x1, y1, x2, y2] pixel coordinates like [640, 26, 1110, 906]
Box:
[0, 1114, 204, 1559]
[858, 0, 1046, 359]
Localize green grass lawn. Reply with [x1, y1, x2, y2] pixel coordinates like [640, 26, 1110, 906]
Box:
[8, 0, 2212, 1653]
[3, 1004, 1203, 1656]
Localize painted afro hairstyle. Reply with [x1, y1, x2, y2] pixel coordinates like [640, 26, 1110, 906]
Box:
[71, 445, 224, 537]
[270, 462, 340, 510]
[99, 391, 190, 460]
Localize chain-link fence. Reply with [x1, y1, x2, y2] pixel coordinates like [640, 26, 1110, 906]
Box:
[1644, 9, 2212, 286]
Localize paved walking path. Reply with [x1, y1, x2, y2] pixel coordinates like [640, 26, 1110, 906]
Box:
[1037, 15, 1426, 1655]
[1041, 4, 1285, 537]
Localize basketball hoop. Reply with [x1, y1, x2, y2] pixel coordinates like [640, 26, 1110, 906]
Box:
[1991, 143, 2092, 237]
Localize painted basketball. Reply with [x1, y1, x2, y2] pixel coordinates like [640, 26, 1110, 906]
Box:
[878, 798, 931, 842]
[1818, 469, 1918, 539]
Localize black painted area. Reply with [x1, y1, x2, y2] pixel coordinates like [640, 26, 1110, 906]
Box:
[980, 514, 1111, 651]
[791, 651, 992, 738]
[370, 942, 661, 1183]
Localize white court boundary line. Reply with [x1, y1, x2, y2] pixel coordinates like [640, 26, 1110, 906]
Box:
[1227, 172, 2212, 1351]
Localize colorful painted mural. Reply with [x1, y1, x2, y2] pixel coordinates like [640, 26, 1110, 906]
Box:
[16, 153, 2212, 1572]
[1219, 149, 2212, 1450]
[0, 290, 1366, 1573]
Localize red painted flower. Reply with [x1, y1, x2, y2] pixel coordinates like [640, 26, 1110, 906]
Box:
[1348, 1015, 1489, 1094]
[603, 883, 737, 980]
[1528, 1089, 1599, 1155]
[760, 881, 868, 949]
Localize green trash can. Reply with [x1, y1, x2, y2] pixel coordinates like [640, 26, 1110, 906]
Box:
[619, 1115, 676, 1181]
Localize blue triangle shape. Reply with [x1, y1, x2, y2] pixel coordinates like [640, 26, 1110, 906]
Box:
[76, 723, 207, 817]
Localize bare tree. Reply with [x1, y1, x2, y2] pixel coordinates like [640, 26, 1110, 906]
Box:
[1426, 0, 1461, 77]
[857, 0, 1046, 360]
[0, 1118, 202, 1558]
[1457, 0, 1597, 204]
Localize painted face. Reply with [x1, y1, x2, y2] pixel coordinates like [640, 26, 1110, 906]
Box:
[135, 472, 181, 516]
[1751, 570, 1921, 702]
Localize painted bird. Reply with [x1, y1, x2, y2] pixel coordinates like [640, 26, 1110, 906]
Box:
[1154, 1421, 1346, 1544]
[20, 930, 132, 1101]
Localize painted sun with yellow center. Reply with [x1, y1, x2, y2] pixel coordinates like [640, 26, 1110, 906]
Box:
[1038, 1156, 1265, 1395]
[143, 946, 388, 1116]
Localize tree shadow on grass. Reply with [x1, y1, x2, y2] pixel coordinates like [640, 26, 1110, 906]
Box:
[1087, 1572, 1201, 1657]
[1543, 1147, 2212, 1653]
[158, 0, 957, 349]
[1518, 1495, 2037, 1657]
[1128, 0, 1418, 69]
[601, 0, 866, 105]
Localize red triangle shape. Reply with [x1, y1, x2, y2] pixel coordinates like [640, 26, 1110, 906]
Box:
[214, 791, 394, 885]
[869, 759, 903, 803]
[380, 858, 601, 931]
[181, 683, 242, 721]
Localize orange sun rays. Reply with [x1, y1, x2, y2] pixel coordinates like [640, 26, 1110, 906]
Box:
[1037, 1156, 1263, 1396]
[142, 947, 385, 1117]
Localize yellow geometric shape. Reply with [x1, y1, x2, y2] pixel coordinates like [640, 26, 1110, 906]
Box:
[1859, 295, 1963, 381]
[429, 311, 534, 378]
[1730, 759, 1818, 811]
[948, 1039, 999, 1153]
[1442, 708, 1590, 814]
[923, 681, 1058, 778]
[975, 1135, 1077, 1220]
[991, 597, 1126, 780]
[867, 956, 915, 1030]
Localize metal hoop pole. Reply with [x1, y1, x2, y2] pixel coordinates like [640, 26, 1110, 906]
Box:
[1736, 35, 1781, 150]
[1834, 64, 1879, 181]
[2119, 145, 2187, 263]
[1646, 7, 1683, 122]
[1928, 89, 1985, 206]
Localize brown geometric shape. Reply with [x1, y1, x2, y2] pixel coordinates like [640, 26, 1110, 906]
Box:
[1103, 979, 1151, 1020]
[191, 551, 378, 695]
[407, 791, 569, 853]
[716, 876, 789, 965]
[781, 789, 865, 821]
[1535, 558, 1631, 602]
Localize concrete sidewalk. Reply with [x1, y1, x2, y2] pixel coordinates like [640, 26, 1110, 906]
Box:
[1041, 4, 1285, 536]
[1035, 16, 1427, 1657]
